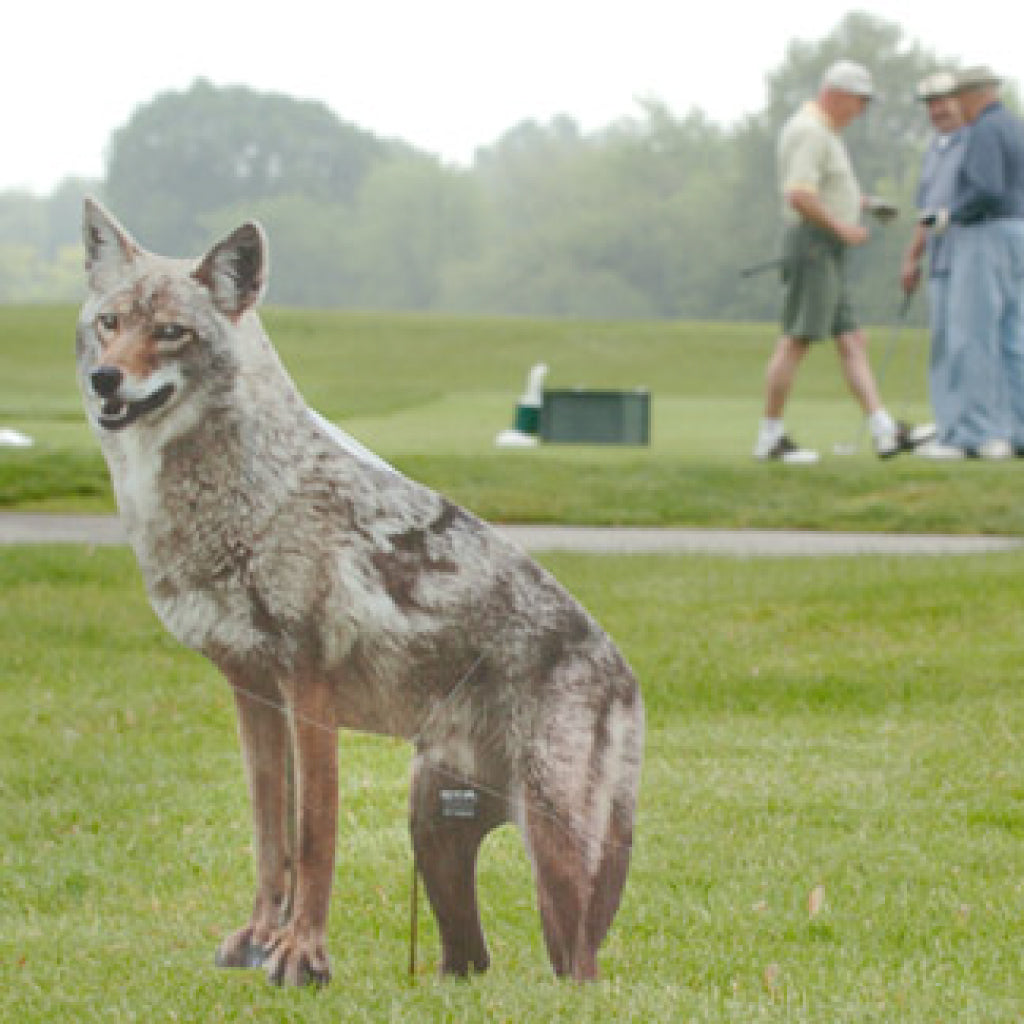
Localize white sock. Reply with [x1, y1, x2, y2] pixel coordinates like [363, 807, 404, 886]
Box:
[758, 417, 785, 447]
[868, 409, 895, 438]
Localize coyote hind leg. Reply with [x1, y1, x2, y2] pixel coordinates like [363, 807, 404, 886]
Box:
[525, 791, 636, 982]
[409, 756, 506, 977]
[581, 799, 635, 969]
[524, 799, 592, 980]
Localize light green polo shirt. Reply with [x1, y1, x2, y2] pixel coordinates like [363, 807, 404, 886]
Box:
[777, 101, 862, 226]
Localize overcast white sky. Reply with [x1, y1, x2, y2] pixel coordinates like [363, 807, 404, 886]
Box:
[7, 2, 1021, 193]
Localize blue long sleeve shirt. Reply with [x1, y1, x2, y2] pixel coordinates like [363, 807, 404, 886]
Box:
[917, 128, 966, 274]
[951, 100, 1024, 223]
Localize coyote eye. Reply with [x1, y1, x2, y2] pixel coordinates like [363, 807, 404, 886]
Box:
[97, 313, 118, 333]
[153, 323, 192, 344]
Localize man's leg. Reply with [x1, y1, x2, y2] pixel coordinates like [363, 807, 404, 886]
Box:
[754, 221, 824, 464]
[946, 223, 1008, 450]
[927, 274, 956, 442]
[754, 335, 818, 462]
[835, 329, 933, 457]
[834, 328, 882, 414]
[997, 222, 1024, 450]
[763, 334, 810, 417]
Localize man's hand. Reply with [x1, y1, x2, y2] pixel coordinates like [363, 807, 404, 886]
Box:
[918, 208, 950, 233]
[838, 223, 869, 246]
[900, 258, 921, 295]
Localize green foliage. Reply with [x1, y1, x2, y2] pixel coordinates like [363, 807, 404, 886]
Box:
[0, 180, 94, 301]
[0, 244, 82, 303]
[0, 179, 95, 259]
[104, 79, 409, 255]
[449, 107, 738, 320]
[0, 14, 977, 321]
[4, 546, 1024, 1019]
[351, 158, 483, 310]
[202, 195, 356, 308]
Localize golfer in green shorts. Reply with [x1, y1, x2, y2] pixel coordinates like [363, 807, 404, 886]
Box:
[753, 59, 934, 464]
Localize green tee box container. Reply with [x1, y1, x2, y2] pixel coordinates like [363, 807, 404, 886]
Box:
[514, 402, 541, 435]
[539, 388, 651, 445]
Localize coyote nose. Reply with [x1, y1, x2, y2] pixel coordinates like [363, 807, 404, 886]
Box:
[90, 366, 123, 398]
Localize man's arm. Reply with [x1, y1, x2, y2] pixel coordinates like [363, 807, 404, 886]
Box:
[900, 223, 927, 294]
[786, 188, 869, 246]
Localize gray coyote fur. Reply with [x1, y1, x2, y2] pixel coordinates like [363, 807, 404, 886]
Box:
[75, 198, 644, 985]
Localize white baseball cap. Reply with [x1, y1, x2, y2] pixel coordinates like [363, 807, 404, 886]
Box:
[916, 71, 958, 100]
[822, 60, 875, 99]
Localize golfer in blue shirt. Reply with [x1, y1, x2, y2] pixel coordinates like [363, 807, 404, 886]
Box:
[933, 66, 1024, 458]
[902, 72, 967, 455]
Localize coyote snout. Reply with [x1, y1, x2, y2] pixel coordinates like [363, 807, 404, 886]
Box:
[89, 365, 123, 398]
[87, 364, 177, 431]
[76, 197, 643, 986]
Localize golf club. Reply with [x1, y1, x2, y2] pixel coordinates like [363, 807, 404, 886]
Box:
[742, 198, 899, 281]
[833, 290, 916, 455]
[739, 257, 784, 278]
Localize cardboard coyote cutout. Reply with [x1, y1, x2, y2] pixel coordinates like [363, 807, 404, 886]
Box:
[75, 198, 644, 985]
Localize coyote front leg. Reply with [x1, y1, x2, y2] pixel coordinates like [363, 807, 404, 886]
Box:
[216, 672, 294, 971]
[262, 676, 337, 987]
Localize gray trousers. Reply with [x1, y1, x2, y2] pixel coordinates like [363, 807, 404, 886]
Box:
[927, 273, 955, 442]
[945, 219, 1024, 448]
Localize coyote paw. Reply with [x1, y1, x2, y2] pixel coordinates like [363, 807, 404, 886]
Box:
[263, 927, 331, 987]
[214, 925, 270, 970]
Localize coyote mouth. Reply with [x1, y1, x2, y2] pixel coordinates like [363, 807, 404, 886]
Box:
[98, 383, 176, 431]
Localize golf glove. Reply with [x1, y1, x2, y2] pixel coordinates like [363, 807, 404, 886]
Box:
[865, 196, 899, 223]
[918, 208, 950, 234]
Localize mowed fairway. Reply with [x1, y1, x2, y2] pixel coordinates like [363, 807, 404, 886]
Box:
[2, 547, 1024, 1020]
[0, 305, 927, 466]
[3, 304, 1024, 1019]
[5, 304, 1024, 533]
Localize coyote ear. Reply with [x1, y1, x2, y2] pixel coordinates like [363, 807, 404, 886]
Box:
[193, 222, 268, 322]
[83, 196, 141, 294]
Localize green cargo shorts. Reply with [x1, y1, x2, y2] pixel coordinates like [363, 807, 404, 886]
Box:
[780, 222, 859, 340]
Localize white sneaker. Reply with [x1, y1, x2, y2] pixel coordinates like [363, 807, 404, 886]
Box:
[754, 434, 820, 464]
[916, 441, 966, 460]
[874, 420, 937, 459]
[977, 439, 1012, 460]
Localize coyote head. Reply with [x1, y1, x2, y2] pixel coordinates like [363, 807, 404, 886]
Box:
[76, 198, 267, 435]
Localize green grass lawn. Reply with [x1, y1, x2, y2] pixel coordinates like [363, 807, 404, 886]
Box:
[4, 303, 1024, 1020]
[4, 303, 1024, 533]
[3, 546, 1024, 1021]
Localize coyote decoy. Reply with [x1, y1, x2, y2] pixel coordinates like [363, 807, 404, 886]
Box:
[76, 198, 643, 984]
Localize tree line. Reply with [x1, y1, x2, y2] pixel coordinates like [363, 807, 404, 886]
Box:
[0, 13, 1014, 324]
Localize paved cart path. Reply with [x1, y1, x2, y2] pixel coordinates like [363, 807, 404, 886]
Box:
[0, 513, 1020, 557]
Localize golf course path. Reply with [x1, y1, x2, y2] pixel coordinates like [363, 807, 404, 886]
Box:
[0, 513, 1020, 557]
